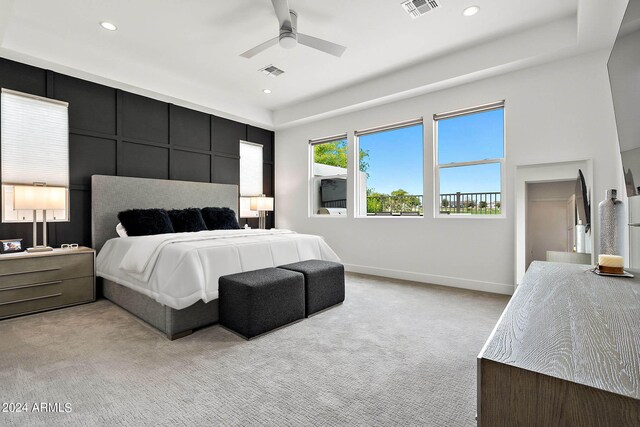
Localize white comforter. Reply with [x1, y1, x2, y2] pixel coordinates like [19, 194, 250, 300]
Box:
[96, 229, 340, 310]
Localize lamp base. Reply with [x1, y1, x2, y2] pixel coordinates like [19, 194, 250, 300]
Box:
[258, 211, 266, 229]
[26, 246, 54, 253]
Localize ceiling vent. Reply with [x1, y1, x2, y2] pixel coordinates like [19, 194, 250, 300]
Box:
[401, 0, 441, 19]
[259, 65, 285, 77]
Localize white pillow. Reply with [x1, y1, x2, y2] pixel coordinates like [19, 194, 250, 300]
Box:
[116, 222, 128, 238]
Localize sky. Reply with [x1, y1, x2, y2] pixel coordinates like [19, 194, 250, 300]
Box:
[360, 108, 504, 195]
[359, 125, 423, 194]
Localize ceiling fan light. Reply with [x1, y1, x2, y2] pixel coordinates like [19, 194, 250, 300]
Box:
[279, 33, 297, 49]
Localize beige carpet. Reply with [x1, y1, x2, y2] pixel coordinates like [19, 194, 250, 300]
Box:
[0, 273, 509, 427]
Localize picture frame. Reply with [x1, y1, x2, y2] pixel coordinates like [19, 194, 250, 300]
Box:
[0, 238, 23, 254]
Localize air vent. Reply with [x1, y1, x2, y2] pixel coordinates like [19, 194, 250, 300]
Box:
[401, 0, 441, 19]
[258, 64, 285, 77]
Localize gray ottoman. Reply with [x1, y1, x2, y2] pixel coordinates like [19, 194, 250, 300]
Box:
[278, 260, 345, 317]
[219, 268, 305, 339]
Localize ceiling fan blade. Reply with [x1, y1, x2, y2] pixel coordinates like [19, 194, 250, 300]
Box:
[297, 33, 347, 57]
[240, 37, 279, 59]
[271, 0, 292, 28]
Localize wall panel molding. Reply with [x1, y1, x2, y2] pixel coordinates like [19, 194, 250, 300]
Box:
[0, 57, 275, 245]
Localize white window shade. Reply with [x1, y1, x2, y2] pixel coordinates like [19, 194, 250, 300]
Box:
[1, 88, 70, 223]
[240, 141, 263, 196]
[239, 141, 263, 219]
[1, 89, 69, 186]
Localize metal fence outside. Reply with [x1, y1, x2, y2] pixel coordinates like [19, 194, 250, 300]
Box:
[439, 192, 501, 215]
[321, 192, 501, 215]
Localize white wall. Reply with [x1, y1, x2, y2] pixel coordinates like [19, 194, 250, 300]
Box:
[275, 50, 622, 295]
[527, 200, 569, 265]
[527, 181, 575, 201]
[526, 181, 575, 268]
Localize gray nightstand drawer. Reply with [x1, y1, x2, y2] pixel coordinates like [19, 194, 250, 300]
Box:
[0, 276, 94, 319]
[0, 253, 93, 289]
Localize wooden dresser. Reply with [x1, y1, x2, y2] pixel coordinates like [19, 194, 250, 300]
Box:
[0, 247, 95, 319]
[478, 261, 640, 426]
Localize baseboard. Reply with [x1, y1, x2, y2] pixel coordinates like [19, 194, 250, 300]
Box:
[343, 263, 514, 295]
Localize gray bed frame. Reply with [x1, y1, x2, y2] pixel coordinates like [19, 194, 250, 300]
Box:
[91, 175, 239, 340]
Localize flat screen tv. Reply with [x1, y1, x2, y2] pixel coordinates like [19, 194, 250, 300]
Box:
[320, 178, 346, 203]
[576, 169, 590, 232]
[608, 0, 640, 197]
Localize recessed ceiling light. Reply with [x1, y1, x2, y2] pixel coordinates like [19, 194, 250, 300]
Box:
[263, 89, 272, 94]
[100, 21, 117, 31]
[463, 6, 480, 16]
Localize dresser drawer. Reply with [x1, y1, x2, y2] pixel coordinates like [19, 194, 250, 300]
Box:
[0, 253, 93, 289]
[0, 276, 94, 319]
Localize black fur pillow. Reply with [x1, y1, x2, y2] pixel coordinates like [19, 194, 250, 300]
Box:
[117, 209, 175, 236]
[201, 207, 240, 230]
[167, 208, 208, 233]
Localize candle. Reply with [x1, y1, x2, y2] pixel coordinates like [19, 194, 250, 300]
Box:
[598, 254, 624, 274]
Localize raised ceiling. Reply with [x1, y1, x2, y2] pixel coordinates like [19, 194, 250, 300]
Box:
[0, 0, 628, 129]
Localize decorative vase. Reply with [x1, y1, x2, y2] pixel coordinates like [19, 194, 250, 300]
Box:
[599, 189, 623, 255]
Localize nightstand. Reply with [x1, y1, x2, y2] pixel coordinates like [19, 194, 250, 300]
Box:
[0, 247, 95, 320]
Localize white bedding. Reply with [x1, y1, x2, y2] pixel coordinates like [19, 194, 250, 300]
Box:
[96, 229, 340, 310]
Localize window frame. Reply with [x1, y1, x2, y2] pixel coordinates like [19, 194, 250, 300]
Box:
[239, 140, 264, 219]
[354, 118, 425, 219]
[433, 101, 506, 219]
[309, 134, 349, 218]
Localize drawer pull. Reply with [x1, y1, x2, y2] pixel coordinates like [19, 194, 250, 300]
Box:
[0, 281, 63, 292]
[0, 293, 62, 306]
[0, 267, 61, 277]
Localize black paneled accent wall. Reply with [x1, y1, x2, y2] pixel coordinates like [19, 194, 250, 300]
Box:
[0, 58, 275, 247]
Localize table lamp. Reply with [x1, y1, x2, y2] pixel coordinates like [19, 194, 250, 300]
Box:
[250, 195, 274, 229]
[14, 184, 68, 252]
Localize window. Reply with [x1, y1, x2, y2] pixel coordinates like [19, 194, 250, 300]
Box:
[434, 101, 505, 217]
[355, 119, 424, 217]
[1, 88, 70, 223]
[239, 140, 263, 218]
[310, 135, 348, 216]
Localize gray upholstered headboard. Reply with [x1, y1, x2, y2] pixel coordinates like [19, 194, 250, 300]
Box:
[91, 175, 238, 252]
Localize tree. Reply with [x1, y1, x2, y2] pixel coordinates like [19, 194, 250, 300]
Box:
[366, 188, 385, 213]
[441, 199, 449, 208]
[390, 189, 421, 213]
[465, 199, 476, 209]
[495, 201, 501, 209]
[313, 140, 370, 174]
[478, 201, 488, 209]
[359, 150, 370, 174]
[365, 188, 422, 214]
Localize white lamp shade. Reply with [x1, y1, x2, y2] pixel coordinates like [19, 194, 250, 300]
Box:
[239, 197, 259, 218]
[250, 196, 274, 211]
[14, 186, 67, 210]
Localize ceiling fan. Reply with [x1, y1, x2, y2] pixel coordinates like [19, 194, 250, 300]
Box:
[240, 0, 347, 59]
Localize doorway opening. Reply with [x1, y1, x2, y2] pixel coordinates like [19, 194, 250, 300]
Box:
[526, 181, 589, 269]
[515, 159, 593, 285]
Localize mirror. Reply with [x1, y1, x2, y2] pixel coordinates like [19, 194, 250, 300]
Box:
[608, 0, 640, 197]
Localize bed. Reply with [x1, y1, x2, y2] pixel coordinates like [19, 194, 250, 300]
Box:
[91, 175, 339, 339]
